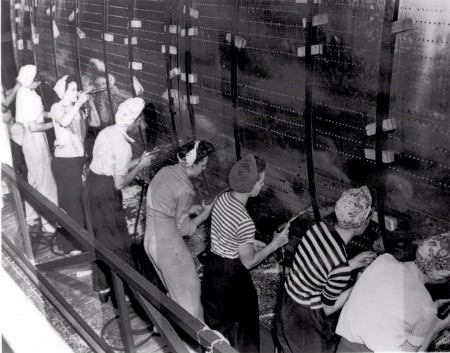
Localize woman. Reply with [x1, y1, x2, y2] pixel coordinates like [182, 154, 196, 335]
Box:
[50, 75, 90, 255]
[201, 154, 289, 352]
[144, 140, 215, 321]
[336, 233, 450, 352]
[86, 97, 153, 301]
[15, 65, 57, 235]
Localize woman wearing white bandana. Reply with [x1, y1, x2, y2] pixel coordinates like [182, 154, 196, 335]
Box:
[144, 140, 215, 321]
[15, 65, 57, 235]
[336, 233, 450, 352]
[50, 74, 90, 255]
[86, 97, 153, 302]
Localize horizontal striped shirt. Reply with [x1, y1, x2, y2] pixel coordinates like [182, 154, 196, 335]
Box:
[285, 221, 351, 310]
[210, 192, 255, 259]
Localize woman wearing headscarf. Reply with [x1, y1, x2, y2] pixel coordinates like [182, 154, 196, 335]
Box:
[144, 140, 215, 321]
[275, 186, 377, 353]
[336, 233, 450, 352]
[86, 97, 153, 301]
[201, 154, 290, 353]
[15, 65, 57, 235]
[50, 75, 90, 255]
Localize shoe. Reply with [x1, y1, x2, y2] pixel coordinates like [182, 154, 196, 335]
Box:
[69, 250, 83, 256]
[98, 288, 111, 304]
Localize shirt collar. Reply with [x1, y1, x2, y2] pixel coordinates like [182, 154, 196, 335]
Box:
[115, 124, 135, 143]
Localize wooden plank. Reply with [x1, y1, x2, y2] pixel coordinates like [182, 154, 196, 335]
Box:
[112, 273, 136, 353]
[391, 18, 413, 34]
[134, 290, 189, 353]
[1, 164, 238, 353]
[36, 252, 95, 272]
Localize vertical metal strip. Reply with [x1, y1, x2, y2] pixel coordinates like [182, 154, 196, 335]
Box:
[374, 0, 400, 249]
[50, 0, 59, 79]
[111, 273, 136, 353]
[127, 0, 136, 97]
[183, 0, 196, 139]
[230, 0, 241, 160]
[102, 0, 115, 118]
[303, 0, 320, 222]
[28, 0, 47, 109]
[10, 0, 21, 70]
[164, 0, 180, 148]
[74, 0, 83, 87]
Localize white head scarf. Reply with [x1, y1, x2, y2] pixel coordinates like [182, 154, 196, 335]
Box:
[178, 140, 200, 167]
[53, 75, 69, 99]
[17, 65, 37, 88]
[115, 97, 145, 126]
[335, 186, 372, 229]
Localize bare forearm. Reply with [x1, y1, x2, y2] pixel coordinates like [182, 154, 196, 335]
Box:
[115, 164, 143, 190]
[128, 158, 140, 170]
[58, 103, 83, 127]
[241, 243, 277, 270]
[3, 84, 20, 107]
[29, 122, 53, 132]
[323, 287, 353, 316]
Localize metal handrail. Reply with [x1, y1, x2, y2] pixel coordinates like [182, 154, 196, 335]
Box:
[2, 163, 237, 353]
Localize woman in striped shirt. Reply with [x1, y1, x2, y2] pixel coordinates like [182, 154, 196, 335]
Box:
[275, 186, 377, 353]
[201, 154, 289, 353]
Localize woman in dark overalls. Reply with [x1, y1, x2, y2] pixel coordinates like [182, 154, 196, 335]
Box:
[85, 97, 153, 302]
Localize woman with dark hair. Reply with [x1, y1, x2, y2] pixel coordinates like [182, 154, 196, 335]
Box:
[201, 154, 289, 352]
[144, 140, 215, 321]
[50, 74, 90, 255]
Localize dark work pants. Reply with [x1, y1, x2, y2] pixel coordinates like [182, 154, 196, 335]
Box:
[52, 156, 85, 254]
[275, 290, 334, 353]
[85, 172, 134, 291]
[201, 252, 260, 353]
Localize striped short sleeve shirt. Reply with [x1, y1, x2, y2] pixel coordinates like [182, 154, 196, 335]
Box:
[210, 192, 255, 259]
[285, 221, 351, 310]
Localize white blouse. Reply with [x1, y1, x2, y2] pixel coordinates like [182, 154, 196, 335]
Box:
[50, 101, 86, 158]
[15, 87, 44, 126]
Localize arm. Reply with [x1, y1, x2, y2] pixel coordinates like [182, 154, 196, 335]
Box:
[177, 197, 214, 236]
[55, 94, 89, 127]
[2, 82, 21, 108]
[323, 286, 353, 316]
[28, 120, 53, 132]
[113, 151, 153, 190]
[239, 225, 289, 270]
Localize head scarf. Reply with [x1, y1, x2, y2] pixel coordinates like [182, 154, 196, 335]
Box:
[115, 97, 145, 126]
[17, 65, 37, 88]
[178, 140, 200, 167]
[53, 75, 68, 99]
[415, 233, 450, 281]
[228, 154, 259, 193]
[335, 186, 372, 229]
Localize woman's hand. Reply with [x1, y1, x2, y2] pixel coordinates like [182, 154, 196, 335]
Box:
[434, 298, 450, 311]
[138, 151, 154, 169]
[77, 91, 90, 106]
[201, 200, 215, 216]
[189, 204, 203, 216]
[349, 251, 377, 270]
[271, 223, 290, 249]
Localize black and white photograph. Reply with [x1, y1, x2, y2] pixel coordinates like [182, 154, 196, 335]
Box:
[1, 0, 449, 352]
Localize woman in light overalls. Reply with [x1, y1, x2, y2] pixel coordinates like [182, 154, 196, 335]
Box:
[15, 65, 57, 235]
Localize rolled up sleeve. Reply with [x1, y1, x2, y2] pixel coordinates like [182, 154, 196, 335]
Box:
[175, 191, 196, 236]
[113, 143, 132, 176]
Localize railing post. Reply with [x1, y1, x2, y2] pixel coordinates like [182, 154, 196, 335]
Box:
[10, 178, 35, 264]
[112, 272, 136, 353]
